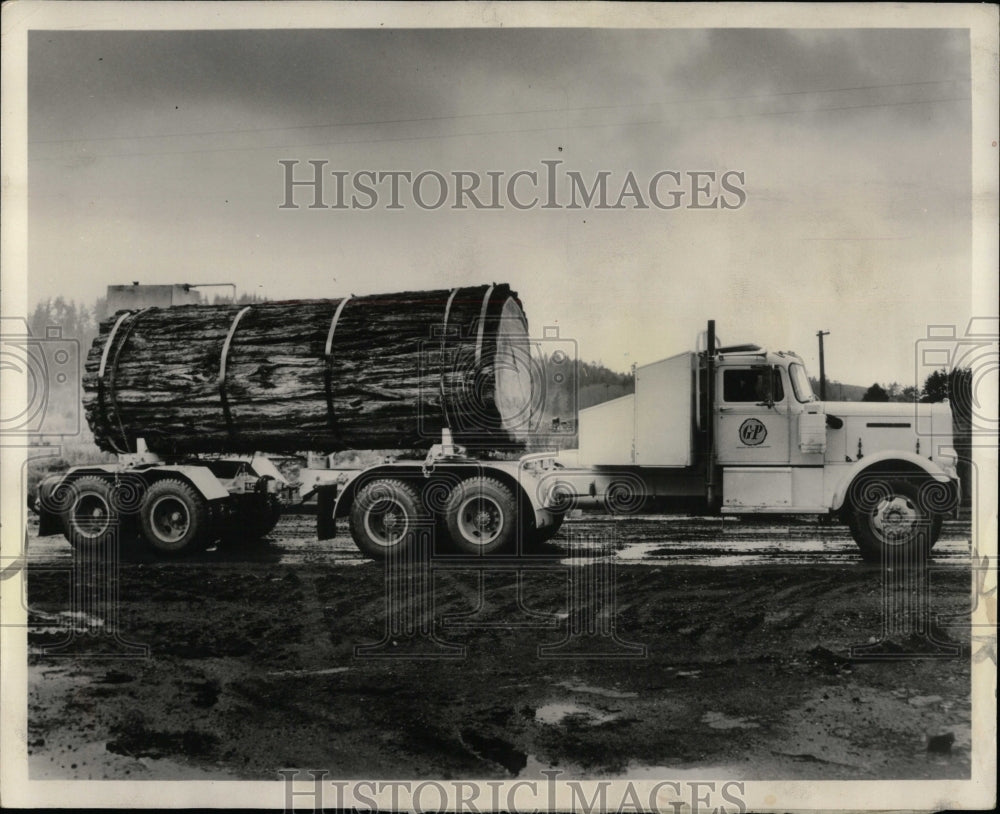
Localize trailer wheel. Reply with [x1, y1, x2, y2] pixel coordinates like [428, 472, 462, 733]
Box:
[445, 477, 517, 555]
[61, 476, 118, 551]
[253, 497, 283, 538]
[138, 479, 210, 556]
[350, 479, 424, 559]
[218, 496, 282, 546]
[847, 478, 935, 563]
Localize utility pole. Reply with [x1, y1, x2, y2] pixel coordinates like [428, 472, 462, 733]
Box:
[816, 330, 830, 400]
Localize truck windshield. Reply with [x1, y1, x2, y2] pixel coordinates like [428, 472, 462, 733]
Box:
[789, 363, 816, 402]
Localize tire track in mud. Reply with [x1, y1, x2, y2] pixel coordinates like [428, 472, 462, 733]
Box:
[27, 512, 971, 568]
[24, 512, 974, 780]
[26, 562, 973, 781]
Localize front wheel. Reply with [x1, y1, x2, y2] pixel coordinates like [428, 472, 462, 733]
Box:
[138, 479, 210, 556]
[847, 478, 937, 563]
[444, 477, 518, 556]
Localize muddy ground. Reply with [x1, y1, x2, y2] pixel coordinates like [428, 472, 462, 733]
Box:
[25, 513, 973, 781]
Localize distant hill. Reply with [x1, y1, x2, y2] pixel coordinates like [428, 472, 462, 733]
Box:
[529, 357, 633, 449]
[809, 378, 868, 402]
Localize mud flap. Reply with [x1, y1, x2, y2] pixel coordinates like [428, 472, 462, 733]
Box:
[317, 485, 337, 540]
[37, 507, 63, 537]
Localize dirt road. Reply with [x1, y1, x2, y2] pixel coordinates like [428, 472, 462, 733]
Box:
[25, 513, 973, 781]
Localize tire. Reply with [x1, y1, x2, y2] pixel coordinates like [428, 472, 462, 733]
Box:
[847, 478, 936, 563]
[525, 514, 564, 547]
[61, 475, 118, 552]
[930, 513, 944, 546]
[349, 478, 424, 559]
[218, 496, 282, 546]
[444, 477, 518, 556]
[138, 479, 210, 556]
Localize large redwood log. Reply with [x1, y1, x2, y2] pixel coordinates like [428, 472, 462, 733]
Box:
[82, 284, 534, 455]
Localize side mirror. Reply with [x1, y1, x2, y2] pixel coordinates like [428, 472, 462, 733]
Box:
[754, 366, 776, 408]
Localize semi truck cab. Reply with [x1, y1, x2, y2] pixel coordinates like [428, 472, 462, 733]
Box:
[555, 322, 960, 562]
[711, 345, 958, 517]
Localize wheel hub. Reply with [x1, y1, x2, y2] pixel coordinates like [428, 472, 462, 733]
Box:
[151, 497, 191, 543]
[458, 497, 502, 544]
[873, 496, 919, 542]
[75, 494, 111, 538]
[365, 499, 408, 546]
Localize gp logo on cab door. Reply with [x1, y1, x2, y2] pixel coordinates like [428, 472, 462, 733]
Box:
[739, 417, 767, 446]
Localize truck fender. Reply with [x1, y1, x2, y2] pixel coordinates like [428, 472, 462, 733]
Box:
[248, 455, 288, 485]
[331, 470, 373, 520]
[32, 466, 125, 535]
[37, 463, 229, 504]
[32, 464, 229, 537]
[148, 465, 230, 501]
[331, 479, 357, 521]
[830, 451, 956, 513]
[328, 463, 538, 524]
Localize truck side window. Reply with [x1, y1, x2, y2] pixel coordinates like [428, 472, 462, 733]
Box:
[723, 369, 784, 403]
[769, 368, 785, 402]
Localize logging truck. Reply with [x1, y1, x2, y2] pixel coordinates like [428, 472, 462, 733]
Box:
[32, 299, 959, 562]
[309, 320, 961, 562]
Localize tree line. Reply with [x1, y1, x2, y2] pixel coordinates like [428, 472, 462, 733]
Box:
[859, 368, 967, 404]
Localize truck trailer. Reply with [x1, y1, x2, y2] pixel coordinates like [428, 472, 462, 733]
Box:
[33, 311, 960, 563]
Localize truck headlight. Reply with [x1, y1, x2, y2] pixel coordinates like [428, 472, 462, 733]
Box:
[936, 447, 958, 469]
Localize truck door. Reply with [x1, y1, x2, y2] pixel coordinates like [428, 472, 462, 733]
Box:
[715, 365, 791, 464]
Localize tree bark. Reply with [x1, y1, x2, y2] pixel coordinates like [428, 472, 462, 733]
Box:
[82, 285, 533, 455]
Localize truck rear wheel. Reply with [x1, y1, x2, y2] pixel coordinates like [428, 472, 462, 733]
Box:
[350, 478, 424, 559]
[139, 479, 210, 556]
[847, 478, 936, 563]
[62, 475, 118, 551]
[445, 477, 517, 555]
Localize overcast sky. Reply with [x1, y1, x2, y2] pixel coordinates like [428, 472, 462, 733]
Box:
[28, 27, 972, 387]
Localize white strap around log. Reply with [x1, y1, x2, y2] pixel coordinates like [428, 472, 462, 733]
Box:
[442, 287, 459, 337]
[99, 308, 152, 453]
[439, 288, 459, 421]
[219, 306, 252, 385]
[219, 305, 252, 441]
[324, 295, 352, 357]
[474, 284, 495, 365]
[323, 295, 353, 429]
[97, 311, 134, 380]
